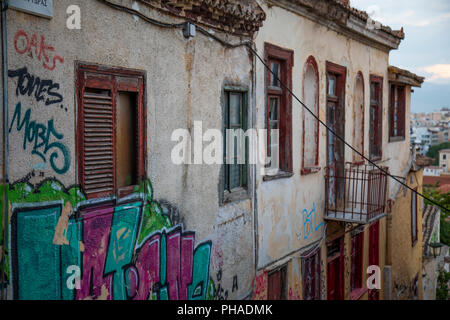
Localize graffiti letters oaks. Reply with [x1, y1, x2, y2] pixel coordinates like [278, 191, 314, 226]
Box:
[0, 179, 214, 300]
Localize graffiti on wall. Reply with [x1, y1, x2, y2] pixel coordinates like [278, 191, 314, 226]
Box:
[9, 102, 70, 175]
[1, 178, 214, 300]
[297, 202, 324, 240]
[252, 272, 268, 300]
[14, 30, 64, 71]
[8, 67, 64, 107]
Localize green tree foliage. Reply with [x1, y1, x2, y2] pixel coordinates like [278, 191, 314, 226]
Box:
[436, 266, 450, 300]
[426, 142, 450, 165]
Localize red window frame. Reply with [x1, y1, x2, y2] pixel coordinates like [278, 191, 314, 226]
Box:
[268, 265, 287, 300]
[353, 72, 365, 164]
[411, 188, 418, 246]
[265, 43, 294, 175]
[369, 75, 383, 161]
[76, 63, 146, 199]
[389, 84, 406, 141]
[302, 248, 321, 300]
[301, 56, 320, 175]
[350, 231, 364, 293]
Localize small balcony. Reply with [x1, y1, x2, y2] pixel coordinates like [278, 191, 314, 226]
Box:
[325, 163, 388, 224]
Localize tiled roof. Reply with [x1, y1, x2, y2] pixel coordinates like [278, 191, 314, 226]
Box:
[424, 175, 450, 187]
[140, 0, 266, 35]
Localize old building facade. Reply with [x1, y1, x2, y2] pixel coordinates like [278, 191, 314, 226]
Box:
[0, 0, 427, 300]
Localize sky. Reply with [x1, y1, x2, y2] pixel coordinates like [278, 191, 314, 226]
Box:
[351, 0, 450, 113]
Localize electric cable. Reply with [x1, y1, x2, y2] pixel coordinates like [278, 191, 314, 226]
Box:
[246, 44, 449, 214]
[97, 0, 449, 214]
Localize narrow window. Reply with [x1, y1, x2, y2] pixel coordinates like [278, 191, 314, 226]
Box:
[411, 188, 418, 245]
[350, 231, 364, 293]
[302, 56, 320, 174]
[77, 65, 145, 199]
[389, 84, 406, 141]
[369, 76, 383, 160]
[302, 249, 321, 300]
[224, 90, 248, 194]
[353, 73, 365, 163]
[268, 266, 287, 300]
[265, 43, 294, 178]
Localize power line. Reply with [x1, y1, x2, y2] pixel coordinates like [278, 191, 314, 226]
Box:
[246, 44, 449, 214]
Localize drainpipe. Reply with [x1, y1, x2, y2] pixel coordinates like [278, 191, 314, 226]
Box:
[1, 0, 9, 301]
[249, 41, 258, 300]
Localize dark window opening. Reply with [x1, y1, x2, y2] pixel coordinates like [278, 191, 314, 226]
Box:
[351, 231, 364, 292]
[116, 92, 138, 189]
[389, 84, 406, 140]
[224, 90, 248, 193]
[302, 249, 321, 300]
[264, 43, 293, 177]
[370, 76, 383, 160]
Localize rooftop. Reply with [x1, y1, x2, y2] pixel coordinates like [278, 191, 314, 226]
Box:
[388, 66, 425, 87]
[268, 0, 405, 51]
[140, 0, 266, 35]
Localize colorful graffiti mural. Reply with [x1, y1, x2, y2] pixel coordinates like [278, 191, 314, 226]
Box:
[1, 178, 214, 300]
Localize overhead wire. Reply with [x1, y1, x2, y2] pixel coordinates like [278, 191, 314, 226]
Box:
[98, 0, 449, 214]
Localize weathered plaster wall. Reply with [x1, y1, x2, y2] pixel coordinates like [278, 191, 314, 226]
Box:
[386, 87, 413, 200]
[2, 0, 255, 299]
[254, 1, 393, 271]
[389, 170, 424, 300]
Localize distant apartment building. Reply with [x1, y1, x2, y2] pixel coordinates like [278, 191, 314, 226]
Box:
[423, 166, 443, 177]
[439, 150, 450, 172]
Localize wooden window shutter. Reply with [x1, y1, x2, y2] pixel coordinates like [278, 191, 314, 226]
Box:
[79, 72, 115, 199]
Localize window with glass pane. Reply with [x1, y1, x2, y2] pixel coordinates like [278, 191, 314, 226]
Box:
[270, 61, 281, 88]
[224, 91, 248, 192]
[389, 84, 405, 140]
[328, 76, 336, 96]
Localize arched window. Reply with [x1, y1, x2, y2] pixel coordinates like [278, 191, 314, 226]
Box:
[302, 56, 320, 174]
[353, 72, 365, 163]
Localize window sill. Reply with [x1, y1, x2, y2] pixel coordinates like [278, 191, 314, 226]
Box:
[222, 188, 250, 206]
[301, 167, 321, 175]
[352, 160, 365, 166]
[369, 156, 382, 163]
[350, 288, 367, 300]
[389, 136, 406, 143]
[263, 171, 294, 182]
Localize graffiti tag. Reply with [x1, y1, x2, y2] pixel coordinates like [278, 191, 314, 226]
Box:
[8, 67, 63, 106]
[9, 102, 70, 175]
[14, 30, 64, 71]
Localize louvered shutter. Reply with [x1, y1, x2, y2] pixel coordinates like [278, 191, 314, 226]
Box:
[79, 73, 115, 199]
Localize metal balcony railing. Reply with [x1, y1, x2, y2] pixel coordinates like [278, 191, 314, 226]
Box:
[325, 163, 388, 224]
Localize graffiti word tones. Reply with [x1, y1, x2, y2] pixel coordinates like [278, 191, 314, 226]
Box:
[8, 67, 63, 106]
[14, 30, 64, 71]
[9, 102, 70, 175]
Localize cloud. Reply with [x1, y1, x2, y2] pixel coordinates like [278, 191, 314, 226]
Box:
[352, 1, 450, 27]
[419, 64, 450, 83]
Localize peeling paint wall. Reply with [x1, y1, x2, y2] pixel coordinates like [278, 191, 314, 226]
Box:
[388, 170, 424, 300]
[254, 1, 392, 293]
[253, 2, 410, 300]
[2, 0, 256, 300]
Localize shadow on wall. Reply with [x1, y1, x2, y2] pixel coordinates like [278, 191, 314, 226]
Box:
[0, 178, 215, 300]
